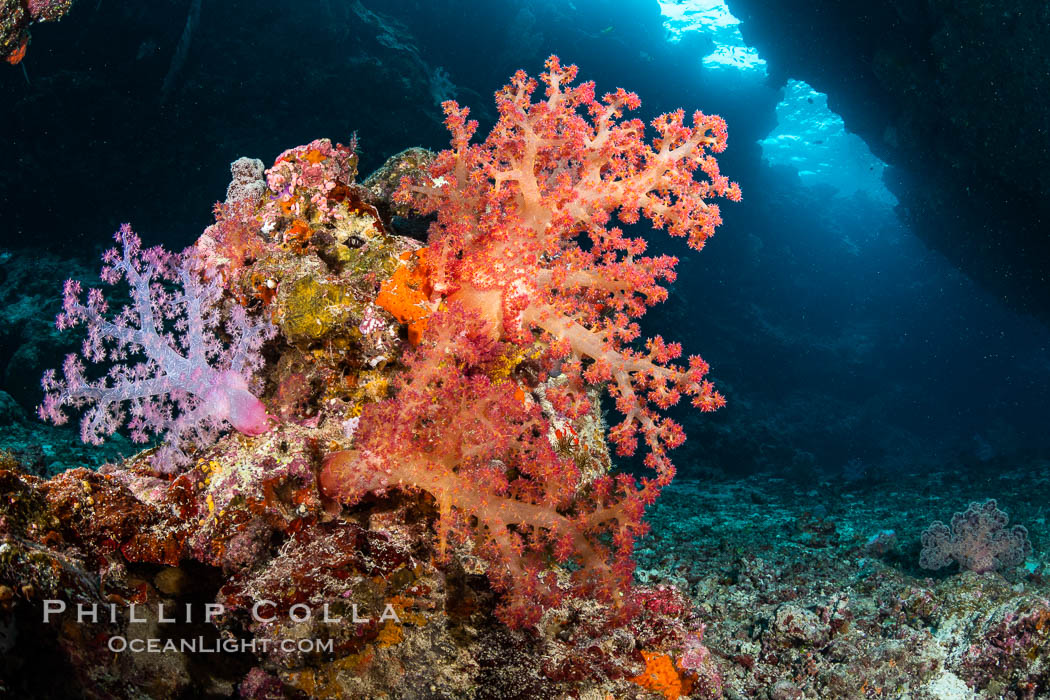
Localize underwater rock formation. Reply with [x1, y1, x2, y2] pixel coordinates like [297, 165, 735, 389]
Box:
[1, 40, 1047, 700]
[0, 450, 712, 697]
[724, 0, 1050, 322]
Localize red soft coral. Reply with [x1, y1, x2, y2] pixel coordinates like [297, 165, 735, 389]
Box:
[323, 305, 636, 627]
[395, 55, 739, 490]
[323, 57, 739, 627]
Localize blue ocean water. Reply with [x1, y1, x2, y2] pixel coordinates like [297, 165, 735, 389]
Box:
[2, 1, 1049, 697]
[3, 0, 1045, 475]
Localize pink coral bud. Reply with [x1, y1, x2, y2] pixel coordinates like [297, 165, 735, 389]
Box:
[226, 391, 271, 436]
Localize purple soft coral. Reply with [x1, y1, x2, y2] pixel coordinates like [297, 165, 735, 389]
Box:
[38, 224, 276, 471]
[919, 499, 1032, 574]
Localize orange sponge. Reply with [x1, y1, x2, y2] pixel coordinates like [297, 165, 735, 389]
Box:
[630, 650, 695, 700]
[376, 248, 433, 344]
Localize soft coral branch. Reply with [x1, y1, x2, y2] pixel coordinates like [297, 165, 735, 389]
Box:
[39, 224, 276, 471]
[396, 55, 736, 481]
[327, 56, 739, 626]
[322, 305, 637, 627]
